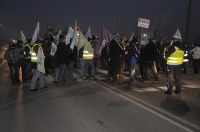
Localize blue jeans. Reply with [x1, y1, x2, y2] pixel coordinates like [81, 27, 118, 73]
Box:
[68, 61, 75, 81]
[57, 64, 68, 85]
[53, 67, 59, 82]
[130, 64, 136, 82]
[30, 69, 45, 90]
[84, 59, 95, 77]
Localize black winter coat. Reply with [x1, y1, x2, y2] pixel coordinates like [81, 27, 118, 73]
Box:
[57, 41, 69, 65]
[144, 41, 159, 61]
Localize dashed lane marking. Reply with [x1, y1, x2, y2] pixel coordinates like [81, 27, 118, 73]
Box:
[182, 85, 200, 89]
[158, 86, 185, 90]
[134, 87, 160, 92]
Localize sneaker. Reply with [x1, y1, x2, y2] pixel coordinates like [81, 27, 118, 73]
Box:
[144, 80, 150, 83]
[154, 80, 161, 82]
[174, 91, 181, 94]
[56, 83, 61, 86]
[82, 77, 87, 80]
[30, 88, 38, 91]
[164, 90, 172, 95]
[129, 82, 135, 85]
[40, 86, 48, 89]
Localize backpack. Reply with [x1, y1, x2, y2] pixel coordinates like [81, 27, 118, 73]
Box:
[4, 49, 18, 64]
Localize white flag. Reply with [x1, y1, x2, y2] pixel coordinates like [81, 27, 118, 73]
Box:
[77, 30, 88, 50]
[54, 30, 62, 45]
[50, 42, 57, 56]
[87, 42, 94, 52]
[129, 33, 135, 42]
[30, 22, 40, 45]
[21, 31, 28, 45]
[65, 26, 74, 45]
[70, 20, 79, 50]
[85, 27, 91, 39]
[37, 48, 45, 73]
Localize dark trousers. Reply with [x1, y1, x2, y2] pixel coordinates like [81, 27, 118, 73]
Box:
[8, 63, 18, 85]
[166, 65, 182, 93]
[193, 59, 200, 74]
[144, 61, 159, 81]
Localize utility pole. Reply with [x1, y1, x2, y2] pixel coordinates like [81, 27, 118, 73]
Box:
[185, 0, 192, 43]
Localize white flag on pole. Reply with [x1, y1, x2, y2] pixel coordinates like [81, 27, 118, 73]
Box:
[85, 27, 92, 39]
[129, 33, 135, 42]
[21, 31, 28, 45]
[77, 30, 88, 50]
[70, 20, 79, 50]
[65, 26, 74, 45]
[50, 42, 57, 56]
[54, 30, 62, 45]
[30, 22, 40, 45]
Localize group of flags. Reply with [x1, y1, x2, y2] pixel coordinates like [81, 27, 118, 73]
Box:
[20, 21, 126, 57]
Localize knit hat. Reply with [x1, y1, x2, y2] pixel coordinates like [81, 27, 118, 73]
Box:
[173, 28, 182, 39]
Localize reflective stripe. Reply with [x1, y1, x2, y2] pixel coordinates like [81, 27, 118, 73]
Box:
[31, 44, 43, 62]
[167, 47, 184, 65]
[83, 42, 93, 59]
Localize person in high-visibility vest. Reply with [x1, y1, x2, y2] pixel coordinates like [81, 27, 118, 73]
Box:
[30, 37, 48, 91]
[23, 42, 32, 81]
[164, 29, 185, 95]
[82, 37, 96, 80]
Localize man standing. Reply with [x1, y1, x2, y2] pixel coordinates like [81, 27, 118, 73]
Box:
[143, 37, 160, 82]
[30, 37, 48, 91]
[56, 35, 69, 86]
[165, 29, 185, 95]
[125, 37, 139, 85]
[190, 44, 200, 74]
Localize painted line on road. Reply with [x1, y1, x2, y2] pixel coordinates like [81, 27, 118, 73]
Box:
[96, 81, 200, 132]
[182, 85, 200, 89]
[134, 87, 160, 92]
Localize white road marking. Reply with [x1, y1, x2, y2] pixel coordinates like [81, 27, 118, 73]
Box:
[134, 87, 160, 92]
[182, 85, 200, 89]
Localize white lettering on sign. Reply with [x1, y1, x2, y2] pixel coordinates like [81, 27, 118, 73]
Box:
[137, 18, 150, 28]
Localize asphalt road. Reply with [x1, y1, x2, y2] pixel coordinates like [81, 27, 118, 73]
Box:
[0, 46, 200, 132]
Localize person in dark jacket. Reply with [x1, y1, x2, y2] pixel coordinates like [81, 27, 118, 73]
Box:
[56, 35, 69, 86]
[66, 38, 77, 82]
[108, 34, 124, 83]
[125, 37, 139, 85]
[15, 40, 25, 82]
[4, 42, 18, 85]
[143, 38, 160, 82]
[165, 29, 185, 95]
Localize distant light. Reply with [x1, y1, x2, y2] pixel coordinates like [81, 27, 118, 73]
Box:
[143, 34, 147, 37]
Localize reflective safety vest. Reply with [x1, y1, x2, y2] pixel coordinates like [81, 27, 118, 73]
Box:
[166, 46, 184, 65]
[23, 43, 31, 60]
[31, 43, 43, 62]
[83, 42, 93, 60]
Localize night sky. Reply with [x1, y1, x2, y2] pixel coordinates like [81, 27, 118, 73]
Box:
[0, 0, 200, 43]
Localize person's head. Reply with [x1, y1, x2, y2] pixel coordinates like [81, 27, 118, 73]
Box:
[59, 34, 65, 41]
[88, 35, 96, 41]
[16, 40, 23, 48]
[149, 37, 157, 44]
[37, 37, 44, 44]
[131, 37, 139, 44]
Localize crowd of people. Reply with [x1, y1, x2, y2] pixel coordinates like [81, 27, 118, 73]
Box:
[3, 29, 200, 95]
